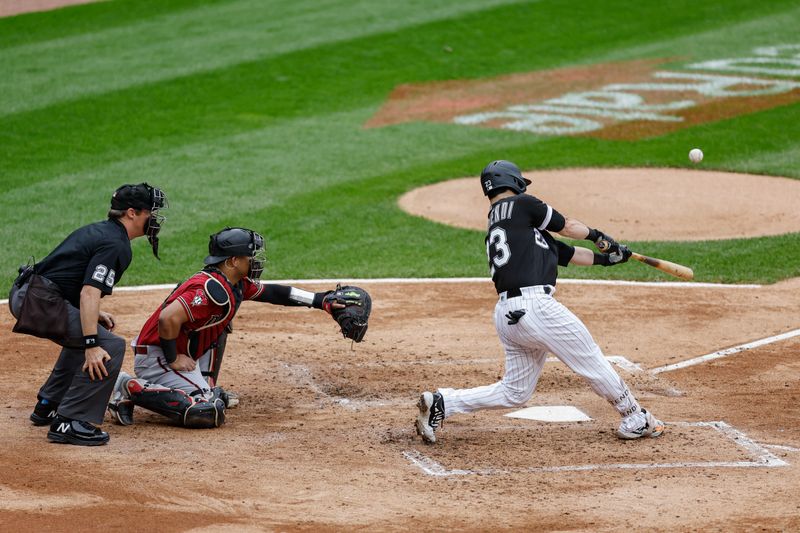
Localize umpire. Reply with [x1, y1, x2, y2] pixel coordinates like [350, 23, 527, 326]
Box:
[8, 183, 167, 446]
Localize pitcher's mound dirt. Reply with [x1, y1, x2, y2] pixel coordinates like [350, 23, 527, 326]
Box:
[399, 167, 800, 241]
[0, 0, 97, 18]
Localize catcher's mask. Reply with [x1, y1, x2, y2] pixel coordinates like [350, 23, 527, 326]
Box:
[111, 183, 168, 259]
[204, 227, 267, 280]
[479, 160, 531, 198]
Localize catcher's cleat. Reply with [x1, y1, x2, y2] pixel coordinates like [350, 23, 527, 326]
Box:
[108, 372, 135, 425]
[47, 415, 109, 446]
[30, 398, 59, 426]
[214, 387, 239, 409]
[108, 399, 135, 426]
[415, 391, 445, 444]
[616, 409, 665, 440]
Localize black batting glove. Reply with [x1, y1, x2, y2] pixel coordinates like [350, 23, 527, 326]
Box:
[586, 228, 620, 253]
[593, 245, 631, 266]
[608, 244, 632, 264]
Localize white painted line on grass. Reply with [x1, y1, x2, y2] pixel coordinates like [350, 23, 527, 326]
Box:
[0, 276, 760, 306]
[651, 328, 800, 374]
[404, 421, 788, 477]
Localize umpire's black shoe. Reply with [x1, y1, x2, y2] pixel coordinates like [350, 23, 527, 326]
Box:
[47, 415, 109, 446]
[30, 399, 59, 426]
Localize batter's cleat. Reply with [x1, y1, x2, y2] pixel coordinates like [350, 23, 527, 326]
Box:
[47, 415, 109, 446]
[415, 391, 445, 444]
[616, 409, 665, 440]
[30, 398, 59, 426]
[108, 372, 135, 425]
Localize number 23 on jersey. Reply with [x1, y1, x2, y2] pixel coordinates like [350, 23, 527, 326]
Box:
[486, 227, 549, 276]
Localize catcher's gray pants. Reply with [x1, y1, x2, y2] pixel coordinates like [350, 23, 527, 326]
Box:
[9, 280, 126, 425]
[438, 285, 640, 418]
[131, 339, 212, 394]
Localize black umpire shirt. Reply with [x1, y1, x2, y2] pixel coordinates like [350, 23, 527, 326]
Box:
[34, 219, 132, 308]
[486, 193, 576, 293]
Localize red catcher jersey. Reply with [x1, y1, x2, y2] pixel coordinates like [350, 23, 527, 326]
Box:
[136, 269, 264, 359]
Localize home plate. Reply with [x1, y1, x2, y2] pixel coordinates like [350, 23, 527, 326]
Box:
[505, 405, 592, 422]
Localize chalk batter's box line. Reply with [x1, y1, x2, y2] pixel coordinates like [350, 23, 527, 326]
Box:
[650, 328, 800, 374]
[403, 421, 789, 477]
[322, 355, 641, 369]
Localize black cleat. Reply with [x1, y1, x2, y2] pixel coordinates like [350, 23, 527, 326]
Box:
[415, 391, 445, 444]
[30, 399, 59, 426]
[47, 415, 109, 446]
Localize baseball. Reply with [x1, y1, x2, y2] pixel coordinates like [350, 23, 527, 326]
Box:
[689, 148, 704, 163]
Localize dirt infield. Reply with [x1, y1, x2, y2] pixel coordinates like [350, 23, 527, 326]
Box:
[1, 279, 799, 531]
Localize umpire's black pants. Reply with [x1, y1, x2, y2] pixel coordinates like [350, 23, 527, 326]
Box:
[9, 280, 126, 424]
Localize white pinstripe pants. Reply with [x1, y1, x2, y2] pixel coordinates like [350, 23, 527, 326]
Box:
[439, 285, 640, 418]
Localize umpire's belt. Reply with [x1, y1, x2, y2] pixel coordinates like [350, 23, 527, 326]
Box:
[499, 285, 553, 301]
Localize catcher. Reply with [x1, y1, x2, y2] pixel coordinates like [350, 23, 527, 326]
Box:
[107, 226, 371, 428]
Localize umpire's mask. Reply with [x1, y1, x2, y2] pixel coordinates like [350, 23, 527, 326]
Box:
[111, 183, 168, 259]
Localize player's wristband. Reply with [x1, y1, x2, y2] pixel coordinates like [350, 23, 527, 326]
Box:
[593, 253, 612, 266]
[83, 335, 99, 348]
[160, 337, 178, 364]
[586, 228, 600, 242]
[311, 291, 329, 310]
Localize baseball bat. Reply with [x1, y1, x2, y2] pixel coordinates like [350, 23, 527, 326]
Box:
[630, 252, 694, 280]
[597, 240, 694, 280]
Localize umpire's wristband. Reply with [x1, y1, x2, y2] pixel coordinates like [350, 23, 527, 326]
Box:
[586, 228, 600, 242]
[83, 334, 99, 348]
[159, 337, 178, 364]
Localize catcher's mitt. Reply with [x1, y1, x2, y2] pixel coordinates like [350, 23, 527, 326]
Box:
[322, 284, 371, 342]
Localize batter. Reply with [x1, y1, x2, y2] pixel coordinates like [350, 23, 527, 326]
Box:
[416, 160, 664, 443]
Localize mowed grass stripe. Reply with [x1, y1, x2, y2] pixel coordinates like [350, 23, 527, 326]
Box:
[595, 3, 800, 64]
[3, 100, 799, 286]
[0, 0, 224, 49]
[0, 109, 532, 283]
[2, 0, 800, 287]
[3, 0, 798, 194]
[0, 0, 523, 116]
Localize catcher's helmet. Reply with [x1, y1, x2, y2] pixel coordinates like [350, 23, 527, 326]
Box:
[204, 227, 267, 280]
[479, 160, 532, 197]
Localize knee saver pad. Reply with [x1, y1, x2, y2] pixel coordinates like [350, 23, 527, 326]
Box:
[183, 396, 226, 428]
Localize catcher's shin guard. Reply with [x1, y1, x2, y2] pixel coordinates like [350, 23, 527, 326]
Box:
[127, 380, 225, 428]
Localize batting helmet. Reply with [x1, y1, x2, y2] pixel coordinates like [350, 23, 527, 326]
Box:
[204, 227, 267, 280]
[479, 160, 532, 197]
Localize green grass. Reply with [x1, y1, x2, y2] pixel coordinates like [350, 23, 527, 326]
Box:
[2, 0, 799, 292]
